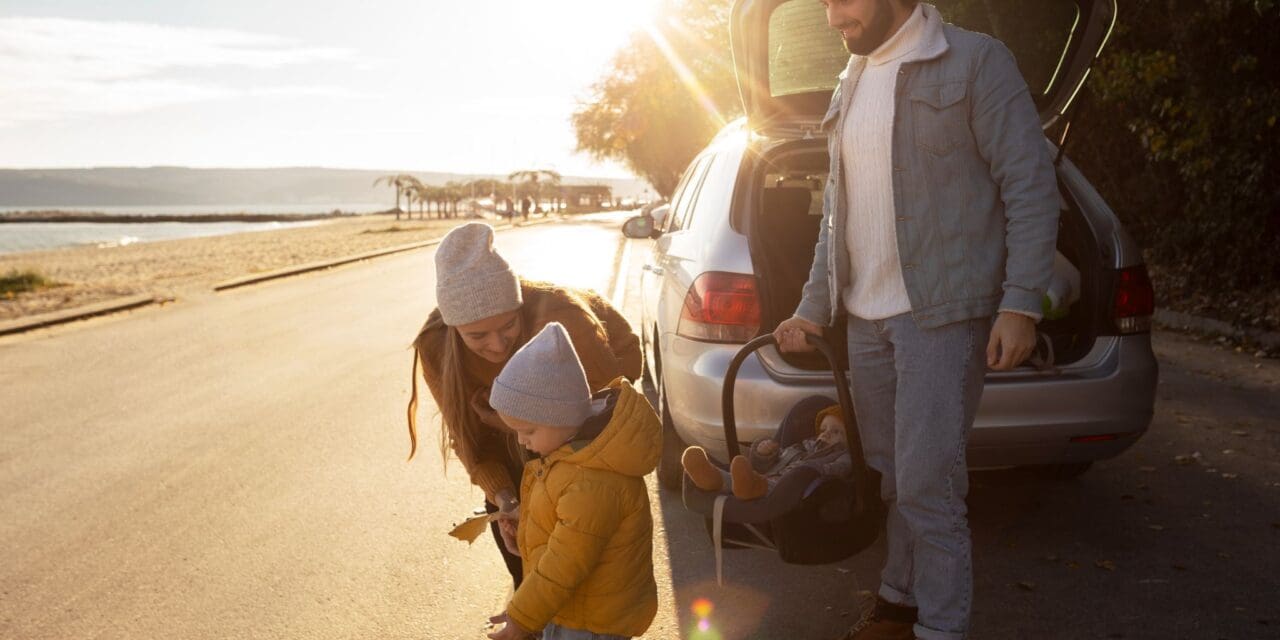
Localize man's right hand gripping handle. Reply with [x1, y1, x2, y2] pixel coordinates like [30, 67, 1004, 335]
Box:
[773, 316, 823, 353]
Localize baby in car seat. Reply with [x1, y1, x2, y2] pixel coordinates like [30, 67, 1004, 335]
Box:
[682, 403, 851, 501]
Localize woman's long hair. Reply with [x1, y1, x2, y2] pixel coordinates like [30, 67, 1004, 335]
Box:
[407, 319, 526, 474]
[407, 321, 480, 468]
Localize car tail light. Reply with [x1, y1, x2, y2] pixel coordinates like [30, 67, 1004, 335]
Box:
[676, 272, 761, 343]
[1111, 265, 1154, 334]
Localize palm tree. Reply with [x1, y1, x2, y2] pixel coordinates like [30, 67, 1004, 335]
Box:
[373, 174, 423, 220]
[507, 169, 562, 215]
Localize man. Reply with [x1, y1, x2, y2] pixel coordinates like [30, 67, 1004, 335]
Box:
[773, 2, 1059, 639]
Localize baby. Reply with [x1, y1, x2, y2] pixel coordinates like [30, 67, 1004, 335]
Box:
[682, 404, 851, 500]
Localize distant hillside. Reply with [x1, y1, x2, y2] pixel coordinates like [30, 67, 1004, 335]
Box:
[0, 167, 650, 208]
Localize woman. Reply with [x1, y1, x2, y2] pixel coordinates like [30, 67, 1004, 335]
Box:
[406, 222, 641, 587]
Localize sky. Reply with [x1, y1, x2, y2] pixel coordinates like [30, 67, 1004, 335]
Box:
[0, 0, 664, 178]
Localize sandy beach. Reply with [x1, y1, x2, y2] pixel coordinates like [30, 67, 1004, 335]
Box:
[0, 214, 480, 321]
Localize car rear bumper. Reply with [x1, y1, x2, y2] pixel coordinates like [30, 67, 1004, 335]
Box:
[660, 333, 1157, 467]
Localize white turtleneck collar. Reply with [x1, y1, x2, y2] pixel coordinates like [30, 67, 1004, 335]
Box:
[866, 2, 926, 66]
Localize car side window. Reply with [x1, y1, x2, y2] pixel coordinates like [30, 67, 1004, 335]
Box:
[668, 155, 712, 233]
[663, 161, 700, 234]
[677, 152, 718, 233]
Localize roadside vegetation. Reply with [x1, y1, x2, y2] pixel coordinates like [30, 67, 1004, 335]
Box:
[571, 0, 1279, 334]
[1, 269, 61, 298]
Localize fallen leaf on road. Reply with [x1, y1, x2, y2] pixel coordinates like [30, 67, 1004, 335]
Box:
[1016, 581, 1037, 591]
[1221, 449, 1235, 455]
[1066, 562, 1081, 570]
[1171, 564, 1188, 571]
[1222, 473, 1239, 479]
[835, 568, 851, 574]
[1174, 452, 1202, 465]
[1095, 560, 1117, 571]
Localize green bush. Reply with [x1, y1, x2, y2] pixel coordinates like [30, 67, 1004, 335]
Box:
[0, 269, 56, 296]
[1070, 0, 1280, 296]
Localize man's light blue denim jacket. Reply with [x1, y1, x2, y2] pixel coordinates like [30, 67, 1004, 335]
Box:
[794, 5, 1060, 330]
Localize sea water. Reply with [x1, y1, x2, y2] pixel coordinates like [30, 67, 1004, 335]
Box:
[0, 220, 325, 256]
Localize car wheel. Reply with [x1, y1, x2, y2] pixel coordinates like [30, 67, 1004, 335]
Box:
[656, 387, 686, 492]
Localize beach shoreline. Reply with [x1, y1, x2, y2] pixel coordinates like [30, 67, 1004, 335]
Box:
[0, 209, 388, 224]
[0, 213, 476, 321]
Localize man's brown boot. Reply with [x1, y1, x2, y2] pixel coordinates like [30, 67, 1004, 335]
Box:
[837, 596, 917, 640]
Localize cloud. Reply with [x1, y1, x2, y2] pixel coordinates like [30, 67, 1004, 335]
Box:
[0, 17, 358, 126]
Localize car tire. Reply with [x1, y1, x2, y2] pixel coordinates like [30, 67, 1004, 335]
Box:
[656, 388, 686, 492]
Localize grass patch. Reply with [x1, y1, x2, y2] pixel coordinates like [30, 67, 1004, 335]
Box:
[1, 269, 60, 297]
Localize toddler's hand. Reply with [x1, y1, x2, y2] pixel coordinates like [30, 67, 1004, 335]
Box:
[487, 612, 529, 640]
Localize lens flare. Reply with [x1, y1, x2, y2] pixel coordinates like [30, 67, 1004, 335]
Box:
[692, 597, 714, 618]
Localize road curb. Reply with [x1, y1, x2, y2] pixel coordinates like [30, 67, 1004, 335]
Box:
[213, 216, 562, 292]
[0, 294, 163, 337]
[0, 215, 572, 336]
[1154, 309, 1280, 351]
[213, 237, 447, 292]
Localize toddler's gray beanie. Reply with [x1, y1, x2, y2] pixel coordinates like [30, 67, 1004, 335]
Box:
[434, 223, 522, 326]
[490, 322, 592, 427]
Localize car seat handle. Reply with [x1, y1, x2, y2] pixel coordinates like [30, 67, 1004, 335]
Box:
[722, 333, 872, 515]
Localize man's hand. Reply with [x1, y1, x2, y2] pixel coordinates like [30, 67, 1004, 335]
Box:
[486, 612, 529, 640]
[986, 311, 1037, 371]
[773, 316, 823, 353]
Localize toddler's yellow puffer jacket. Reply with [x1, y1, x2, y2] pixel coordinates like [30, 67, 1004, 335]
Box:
[507, 378, 660, 637]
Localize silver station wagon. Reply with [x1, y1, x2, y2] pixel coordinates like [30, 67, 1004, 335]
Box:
[634, 0, 1157, 489]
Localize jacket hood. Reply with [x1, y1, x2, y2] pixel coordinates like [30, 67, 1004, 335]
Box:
[544, 378, 660, 479]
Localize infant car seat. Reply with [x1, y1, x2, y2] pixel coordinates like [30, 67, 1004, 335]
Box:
[681, 334, 884, 582]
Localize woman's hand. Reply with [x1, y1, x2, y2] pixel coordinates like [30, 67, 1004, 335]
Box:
[470, 386, 504, 429]
[497, 519, 520, 557]
[486, 612, 529, 640]
[494, 489, 521, 556]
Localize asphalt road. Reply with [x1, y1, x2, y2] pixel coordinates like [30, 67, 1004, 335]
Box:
[1, 217, 1276, 639]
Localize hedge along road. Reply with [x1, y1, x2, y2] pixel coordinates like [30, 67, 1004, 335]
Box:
[1, 216, 1277, 639]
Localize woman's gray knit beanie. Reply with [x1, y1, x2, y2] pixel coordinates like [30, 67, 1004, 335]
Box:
[434, 223, 522, 326]
[490, 322, 592, 427]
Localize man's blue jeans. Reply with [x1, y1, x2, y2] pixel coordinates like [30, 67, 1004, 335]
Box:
[846, 313, 990, 640]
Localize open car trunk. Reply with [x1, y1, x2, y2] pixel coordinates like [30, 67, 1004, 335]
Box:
[745, 142, 1103, 371]
[732, 0, 1117, 132]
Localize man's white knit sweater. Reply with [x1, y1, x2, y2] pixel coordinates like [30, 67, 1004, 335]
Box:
[840, 3, 926, 320]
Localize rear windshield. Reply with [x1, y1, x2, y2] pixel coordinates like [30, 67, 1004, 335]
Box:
[768, 0, 1082, 99]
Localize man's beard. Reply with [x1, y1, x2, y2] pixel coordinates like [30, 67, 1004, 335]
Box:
[841, 0, 895, 56]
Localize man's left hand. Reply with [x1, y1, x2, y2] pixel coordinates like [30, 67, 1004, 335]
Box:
[986, 312, 1037, 371]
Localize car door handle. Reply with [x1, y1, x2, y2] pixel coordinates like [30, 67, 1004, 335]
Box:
[642, 264, 664, 276]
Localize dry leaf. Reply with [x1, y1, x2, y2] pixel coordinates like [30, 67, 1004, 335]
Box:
[1171, 564, 1188, 571]
[1222, 473, 1238, 479]
[1016, 581, 1037, 591]
[1095, 560, 1117, 571]
[448, 513, 495, 544]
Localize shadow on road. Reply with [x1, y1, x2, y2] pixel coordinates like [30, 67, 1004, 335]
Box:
[644, 357, 1280, 639]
